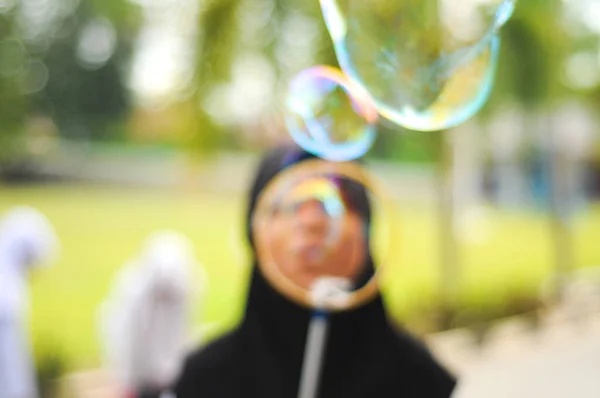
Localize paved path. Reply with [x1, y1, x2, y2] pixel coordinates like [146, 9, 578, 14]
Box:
[429, 311, 600, 398]
[63, 310, 600, 398]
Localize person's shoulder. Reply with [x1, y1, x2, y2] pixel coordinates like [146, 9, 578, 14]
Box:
[174, 330, 242, 397]
[390, 327, 458, 396]
[182, 329, 239, 373]
[392, 328, 436, 357]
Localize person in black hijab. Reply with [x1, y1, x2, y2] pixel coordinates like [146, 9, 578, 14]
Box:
[174, 144, 457, 398]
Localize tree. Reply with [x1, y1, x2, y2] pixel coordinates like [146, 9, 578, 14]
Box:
[0, 0, 142, 169]
[0, 11, 30, 164]
[32, 1, 142, 142]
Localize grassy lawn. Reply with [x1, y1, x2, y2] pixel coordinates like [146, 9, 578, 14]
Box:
[1, 183, 599, 370]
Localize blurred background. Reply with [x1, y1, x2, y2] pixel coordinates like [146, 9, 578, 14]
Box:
[1, 0, 600, 395]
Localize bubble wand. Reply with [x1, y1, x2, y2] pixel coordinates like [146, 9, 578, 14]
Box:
[297, 277, 352, 398]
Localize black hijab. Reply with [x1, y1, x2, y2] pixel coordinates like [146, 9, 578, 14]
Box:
[174, 145, 457, 398]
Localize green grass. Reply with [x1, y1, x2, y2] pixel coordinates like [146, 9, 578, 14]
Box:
[1, 183, 599, 370]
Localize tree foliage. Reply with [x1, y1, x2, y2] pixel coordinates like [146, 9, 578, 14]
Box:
[0, 0, 598, 162]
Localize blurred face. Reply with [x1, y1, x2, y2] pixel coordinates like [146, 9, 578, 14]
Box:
[265, 181, 367, 290]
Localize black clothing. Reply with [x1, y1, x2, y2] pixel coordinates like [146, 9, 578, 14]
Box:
[175, 145, 457, 398]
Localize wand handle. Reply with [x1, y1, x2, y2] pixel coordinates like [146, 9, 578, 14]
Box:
[298, 311, 329, 398]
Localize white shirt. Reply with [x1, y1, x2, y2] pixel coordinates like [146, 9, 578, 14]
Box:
[98, 231, 203, 392]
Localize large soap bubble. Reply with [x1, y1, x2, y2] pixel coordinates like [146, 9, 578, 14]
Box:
[252, 159, 396, 311]
[320, 0, 516, 131]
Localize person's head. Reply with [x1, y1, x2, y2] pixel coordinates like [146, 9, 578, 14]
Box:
[138, 230, 197, 302]
[247, 145, 373, 292]
[0, 206, 59, 270]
